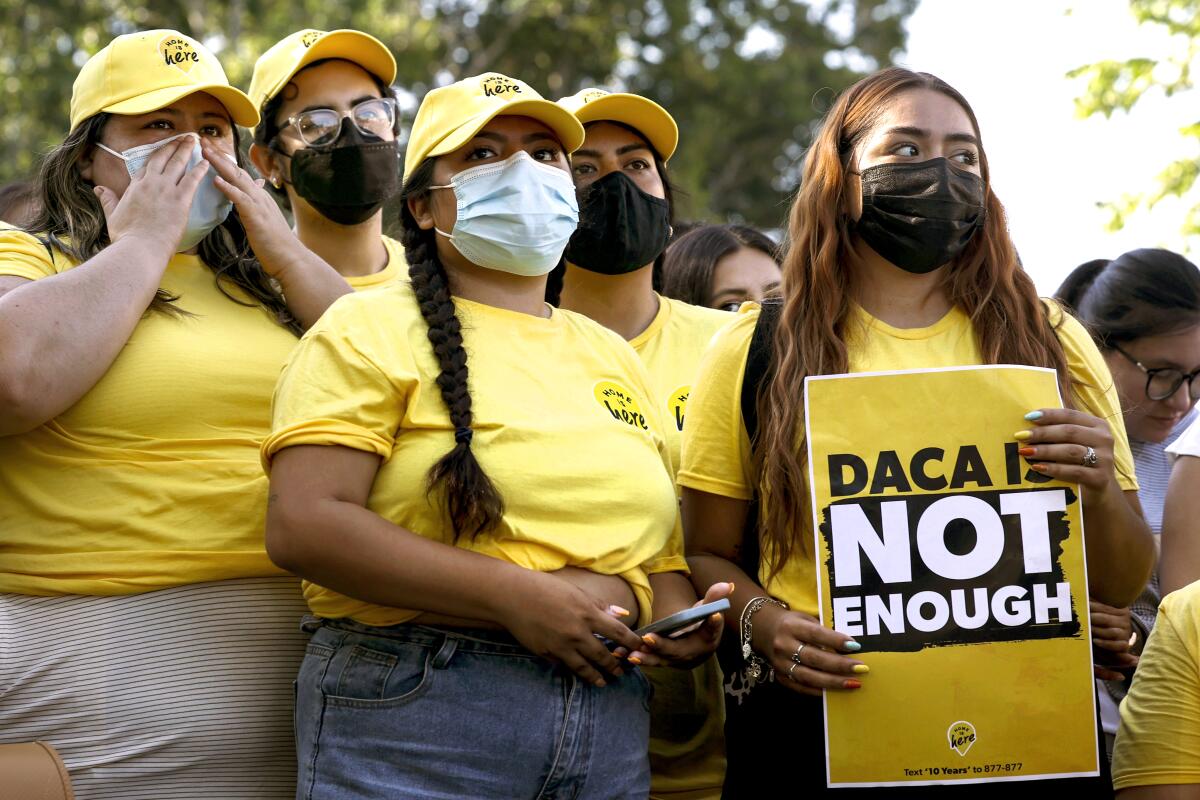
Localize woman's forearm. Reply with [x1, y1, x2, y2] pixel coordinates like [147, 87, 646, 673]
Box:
[267, 248, 353, 329]
[0, 236, 173, 435]
[687, 552, 767, 631]
[1084, 488, 1154, 607]
[267, 493, 533, 622]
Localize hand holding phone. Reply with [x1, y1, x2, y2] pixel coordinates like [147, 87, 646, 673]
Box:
[635, 598, 730, 639]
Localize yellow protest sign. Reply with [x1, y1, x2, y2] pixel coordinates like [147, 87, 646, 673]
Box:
[804, 365, 1098, 787]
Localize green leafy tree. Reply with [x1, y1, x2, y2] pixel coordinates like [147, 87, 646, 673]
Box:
[1070, 0, 1200, 236]
[0, 0, 913, 227]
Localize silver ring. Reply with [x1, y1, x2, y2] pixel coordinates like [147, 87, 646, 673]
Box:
[791, 643, 806, 663]
[1082, 446, 1099, 467]
[787, 661, 800, 679]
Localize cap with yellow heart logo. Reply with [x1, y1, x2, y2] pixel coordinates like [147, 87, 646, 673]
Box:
[404, 73, 585, 180]
[70, 30, 258, 131]
[557, 89, 679, 162]
[247, 29, 397, 115]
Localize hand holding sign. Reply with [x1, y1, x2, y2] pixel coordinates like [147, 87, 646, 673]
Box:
[1017, 407, 1119, 495]
[752, 604, 867, 697]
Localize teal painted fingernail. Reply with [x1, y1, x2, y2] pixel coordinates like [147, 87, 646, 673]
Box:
[843, 641, 862, 652]
[1024, 411, 1043, 421]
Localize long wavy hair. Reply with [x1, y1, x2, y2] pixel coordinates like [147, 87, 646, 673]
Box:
[756, 67, 1073, 576]
[24, 113, 300, 334]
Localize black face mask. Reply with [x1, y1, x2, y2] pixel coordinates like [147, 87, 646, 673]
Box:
[285, 120, 400, 226]
[565, 171, 672, 275]
[855, 157, 986, 274]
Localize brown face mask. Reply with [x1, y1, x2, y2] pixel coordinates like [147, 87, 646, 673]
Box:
[285, 119, 400, 225]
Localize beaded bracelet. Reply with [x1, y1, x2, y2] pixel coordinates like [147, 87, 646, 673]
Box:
[740, 595, 788, 681]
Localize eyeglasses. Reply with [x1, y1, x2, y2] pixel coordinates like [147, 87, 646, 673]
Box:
[1111, 343, 1200, 401]
[280, 97, 398, 148]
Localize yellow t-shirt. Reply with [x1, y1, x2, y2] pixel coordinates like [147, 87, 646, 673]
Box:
[0, 229, 300, 595]
[630, 296, 733, 470]
[343, 235, 405, 290]
[628, 297, 730, 799]
[261, 282, 686, 627]
[1113, 582, 1200, 790]
[678, 300, 1138, 616]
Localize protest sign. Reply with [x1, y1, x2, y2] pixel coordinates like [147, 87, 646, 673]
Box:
[804, 365, 1097, 787]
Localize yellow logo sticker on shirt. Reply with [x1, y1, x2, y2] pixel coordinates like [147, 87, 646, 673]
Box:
[159, 36, 200, 73]
[668, 385, 691, 432]
[594, 381, 648, 431]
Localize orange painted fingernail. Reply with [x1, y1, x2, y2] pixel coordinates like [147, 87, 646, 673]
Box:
[1030, 463, 1047, 472]
[843, 679, 862, 689]
[728, 582, 735, 594]
[1018, 447, 1036, 457]
[642, 634, 656, 645]
[627, 655, 642, 665]
[607, 605, 631, 617]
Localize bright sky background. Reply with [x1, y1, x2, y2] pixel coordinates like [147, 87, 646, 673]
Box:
[899, 0, 1200, 294]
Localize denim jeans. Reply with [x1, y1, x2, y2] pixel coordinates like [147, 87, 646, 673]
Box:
[294, 618, 652, 800]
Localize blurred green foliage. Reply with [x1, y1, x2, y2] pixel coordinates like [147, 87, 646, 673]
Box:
[0, 0, 913, 227]
[1070, 0, 1200, 237]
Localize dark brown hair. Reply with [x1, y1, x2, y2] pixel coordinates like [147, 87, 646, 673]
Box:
[661, 223, 780, 307]
[1055, 249, 1200, 346]
[25, 113, 299, 333]
[0, 180, 38, 227]
[756, 67, 1073, 576]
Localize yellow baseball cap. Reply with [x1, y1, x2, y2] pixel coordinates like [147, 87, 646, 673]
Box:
[247, 29, 397, 115]
[70, 30, 258, 131]
[557, 88, 679, 162]
[404, 72, 585, 180]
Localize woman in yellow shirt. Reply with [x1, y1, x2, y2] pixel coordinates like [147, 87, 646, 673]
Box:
[0, 30, 352, 799]
[679, 67, 1154, 797]
[552, 88, 732, 800]
[247, 28, 406, 289]
[1112, 581, 1200, 797]
[263, 72, 725, 799]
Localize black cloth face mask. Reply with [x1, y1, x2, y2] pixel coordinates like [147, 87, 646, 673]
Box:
[565, 171, 672, 275]
[855, 157, 987, 274]
[285, 119, 400, 226]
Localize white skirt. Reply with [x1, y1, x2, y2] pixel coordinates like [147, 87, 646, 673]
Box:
[0, 577, 310, 799]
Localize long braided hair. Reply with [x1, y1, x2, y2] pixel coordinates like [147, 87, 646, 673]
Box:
[399, 158, 505, 540]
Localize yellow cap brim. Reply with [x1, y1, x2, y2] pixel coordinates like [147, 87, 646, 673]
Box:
[104, 83, 260, 128]
[425, 98, 585, 165]
[267, 31, 397, 107]
[571, 94, 678, 162]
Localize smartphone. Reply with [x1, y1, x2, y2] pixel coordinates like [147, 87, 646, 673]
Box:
[634, 598, 730, 639]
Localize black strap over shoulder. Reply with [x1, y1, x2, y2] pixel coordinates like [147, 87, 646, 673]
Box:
[740, 298, 782, 447]
[735, 298, 782, 577]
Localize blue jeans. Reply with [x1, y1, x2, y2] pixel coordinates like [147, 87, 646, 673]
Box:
[294, 618, 652, 800]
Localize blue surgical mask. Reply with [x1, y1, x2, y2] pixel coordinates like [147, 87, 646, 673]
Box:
[431, 151, 578, 276]
[97, 132, 233, 252]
